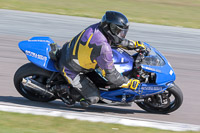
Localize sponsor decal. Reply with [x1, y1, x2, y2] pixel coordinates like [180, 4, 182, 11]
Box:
[28, 40, 50, 43]
[121, 58, 124, 63]
[117, 48, 124, 53]
[141, 86, 162, 91]
[143, 66, 161, 72]
[135, 86, 163, 95]
[25, 50, 47, 66]
[169, 70, 174, 75]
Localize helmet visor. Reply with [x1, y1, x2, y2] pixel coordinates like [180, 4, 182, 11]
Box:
[110, 23, 129, 39]
[117, 28, 128, 38]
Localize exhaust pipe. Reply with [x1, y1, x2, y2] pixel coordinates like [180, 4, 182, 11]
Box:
[22, 77, 54, 97]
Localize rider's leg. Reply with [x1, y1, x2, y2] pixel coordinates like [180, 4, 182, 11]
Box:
[60, 66, 100, 106]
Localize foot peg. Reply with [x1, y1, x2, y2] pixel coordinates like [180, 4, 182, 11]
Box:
[54, 85, 75, 106]
[60, 96, 75, 107]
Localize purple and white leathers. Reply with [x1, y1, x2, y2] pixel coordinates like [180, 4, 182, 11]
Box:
[58, 11, 144, 106]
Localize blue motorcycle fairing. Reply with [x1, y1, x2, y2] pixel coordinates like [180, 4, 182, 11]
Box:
[18, 37, 59, 72]
[100, 42, 176, 102]
[18, 37, 176, 103]
[141, 43, 176, 84]
[112, 47, 134, 73]
[100, 83, 168, 102]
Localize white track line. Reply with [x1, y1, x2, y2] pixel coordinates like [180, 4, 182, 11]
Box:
[0, 104, 200, 131]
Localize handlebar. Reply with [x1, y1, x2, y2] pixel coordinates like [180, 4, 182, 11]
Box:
[134, 49, 150, 80]
[135, 50, 148, 67]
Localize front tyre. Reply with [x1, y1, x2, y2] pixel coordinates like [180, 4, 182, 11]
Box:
[14, 63, 56, 102]
[136, 83, 183, 114]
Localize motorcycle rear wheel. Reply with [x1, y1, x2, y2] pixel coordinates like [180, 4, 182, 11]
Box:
[136, 83, 183, 114]
[14, 63, 56, 102]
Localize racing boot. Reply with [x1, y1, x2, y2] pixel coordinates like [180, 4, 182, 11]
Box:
[75, 76, 100, 107]
[80, 98, 90, 108]
[65, 75, 100, 107]
[67, 87, 91, 107]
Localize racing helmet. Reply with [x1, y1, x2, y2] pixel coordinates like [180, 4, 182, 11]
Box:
[100, 11, 129, 44]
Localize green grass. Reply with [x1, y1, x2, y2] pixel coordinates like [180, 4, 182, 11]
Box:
[0, 111, 198, 133]
[0, 0, 200, 28]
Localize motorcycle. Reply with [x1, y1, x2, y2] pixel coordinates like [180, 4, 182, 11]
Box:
[14, 36, 183, 114]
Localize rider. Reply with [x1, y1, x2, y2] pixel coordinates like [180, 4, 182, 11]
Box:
[57, 11, 146, 107]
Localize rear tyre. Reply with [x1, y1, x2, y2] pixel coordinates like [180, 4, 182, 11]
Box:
[136, 83, 183, 114]
[14, 63, 56, 102]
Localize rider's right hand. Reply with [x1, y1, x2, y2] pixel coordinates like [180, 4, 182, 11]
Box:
[120, 78, 140, 90]
[129, 40, 146, 52]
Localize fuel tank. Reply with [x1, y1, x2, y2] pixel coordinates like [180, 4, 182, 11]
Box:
[112, 47, 134, 73]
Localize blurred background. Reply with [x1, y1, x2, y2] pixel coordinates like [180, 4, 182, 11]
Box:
[0, 0, 200, 28]
[0, 0, 200, 133]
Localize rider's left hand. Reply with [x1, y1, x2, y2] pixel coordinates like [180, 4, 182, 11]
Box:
[120, 79, 140, 90]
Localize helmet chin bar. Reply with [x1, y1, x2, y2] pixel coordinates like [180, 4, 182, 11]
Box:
[107, 30, 123, 45]
[110, 23, 128, 39]
[100, 23, 124, 45]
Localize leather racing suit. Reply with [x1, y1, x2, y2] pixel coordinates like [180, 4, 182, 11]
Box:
[58, 22, 140, 105]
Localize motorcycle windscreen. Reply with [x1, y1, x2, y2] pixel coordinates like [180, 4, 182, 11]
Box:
[141, 43, 176, 85]
[18, 37, 58, 72]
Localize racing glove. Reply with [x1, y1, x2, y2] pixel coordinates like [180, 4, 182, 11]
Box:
[129, 40, 146, 52]
[120, 79, 140, 90]
[116, 39, 146, 52]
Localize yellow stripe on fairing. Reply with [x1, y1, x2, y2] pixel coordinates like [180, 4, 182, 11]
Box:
[73, 30, 85, 55]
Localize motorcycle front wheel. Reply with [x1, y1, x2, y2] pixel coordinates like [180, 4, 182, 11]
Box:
[136, 83, 183, 114]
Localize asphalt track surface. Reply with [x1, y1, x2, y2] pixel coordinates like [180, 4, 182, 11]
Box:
[0, 9, 200, 125]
